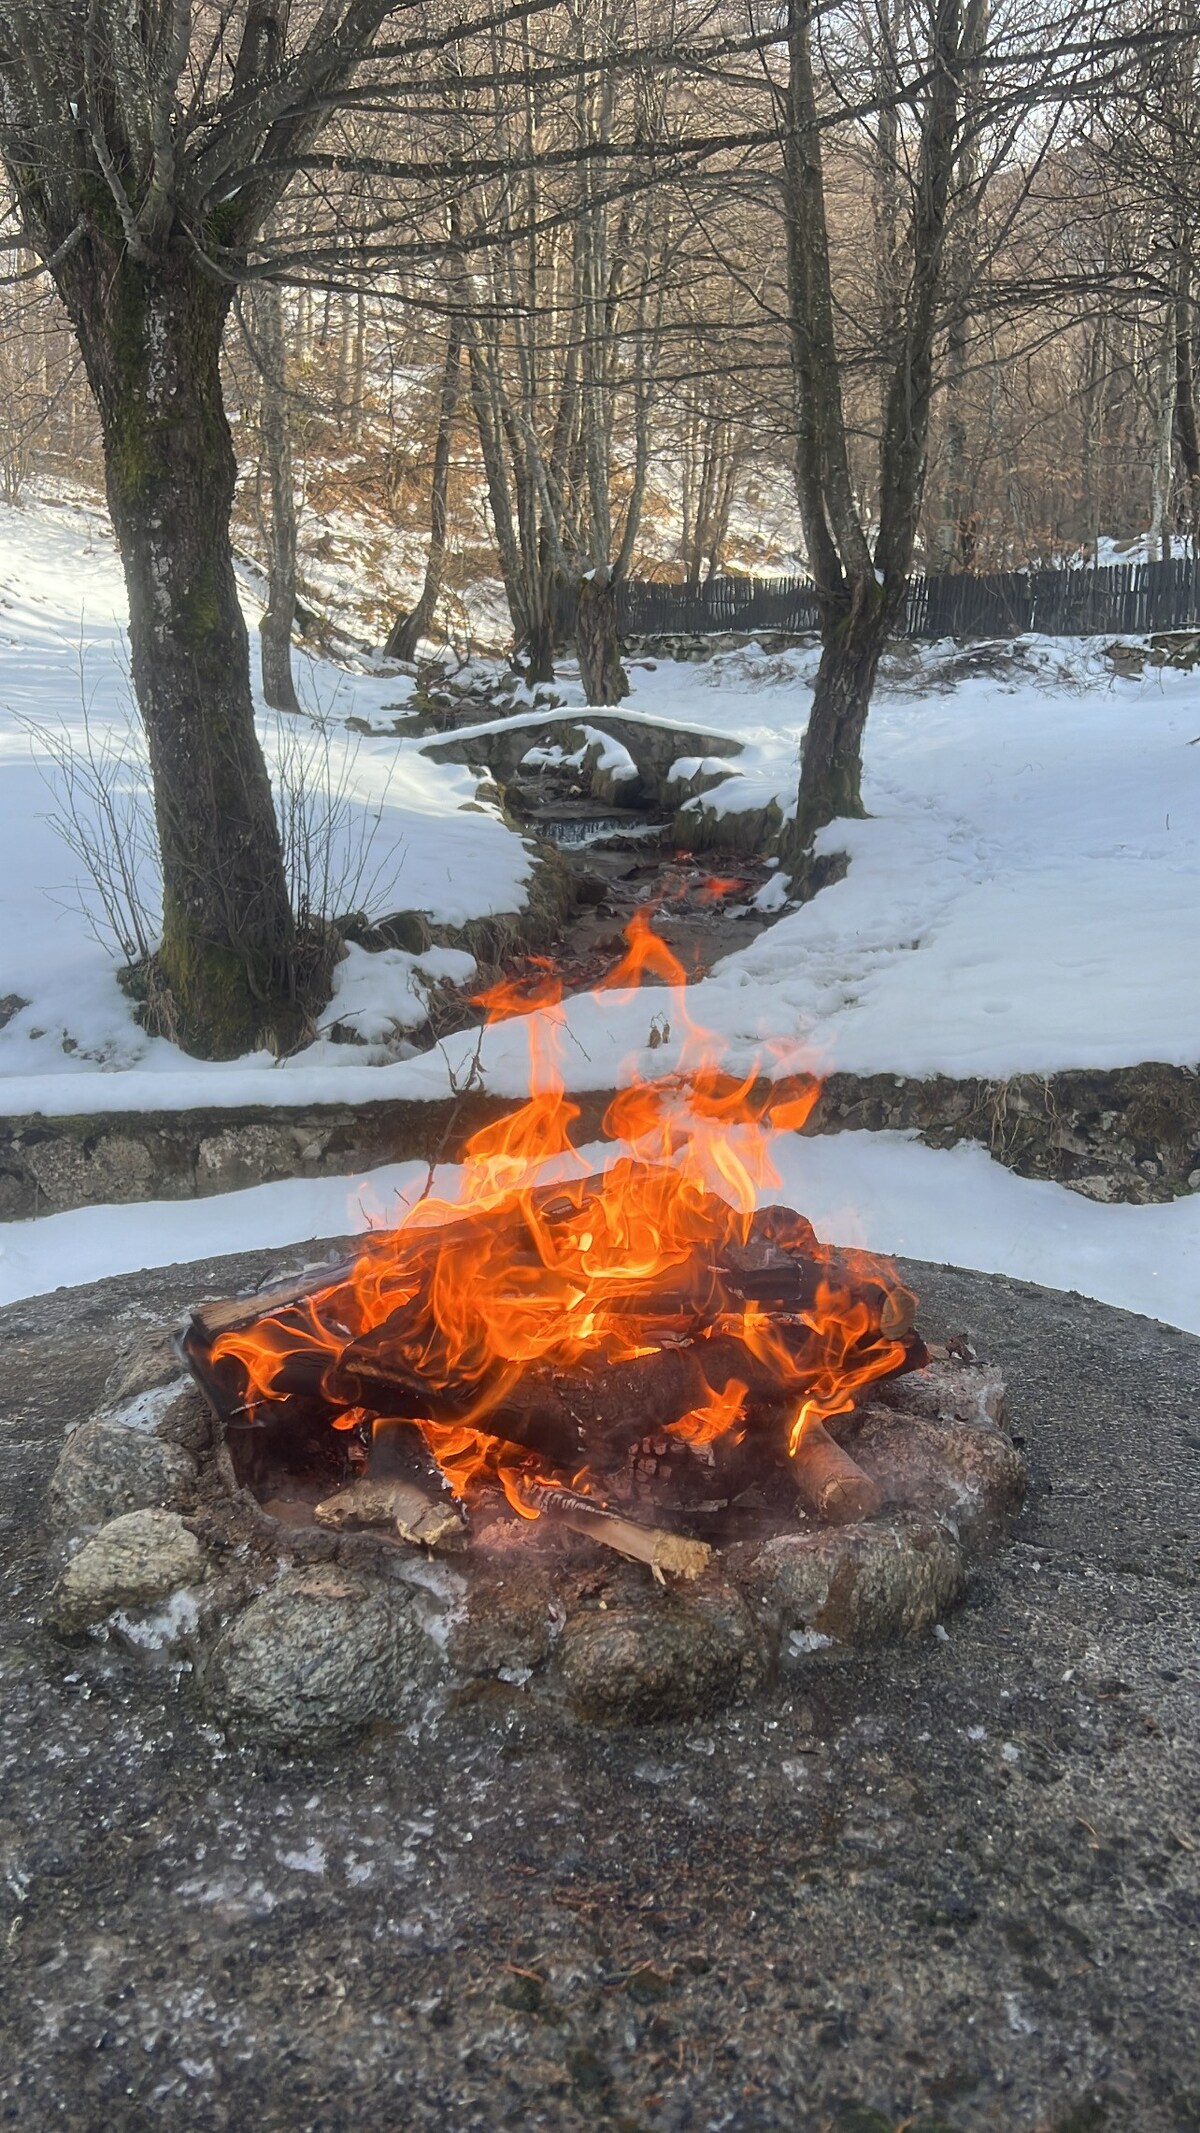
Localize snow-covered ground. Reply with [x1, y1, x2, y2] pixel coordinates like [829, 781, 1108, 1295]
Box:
[0, 492, 529, 1085]
[4, 500, 1199, 1105]
[2, 492, 1199, 1327]
[3, 1127, 1199, 1335]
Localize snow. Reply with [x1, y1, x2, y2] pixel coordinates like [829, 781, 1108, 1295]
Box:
[312, 942, 477, 1057]
[1, 493, 1199, 1335]
[1093, 533, 1195, 567]
[3, 1128, 1199, 1336]
[0, 492, 530, 1084]
[0, 521, 1197, 1107]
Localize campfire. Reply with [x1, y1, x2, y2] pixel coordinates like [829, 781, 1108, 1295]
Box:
[182, 914, 927, 1576]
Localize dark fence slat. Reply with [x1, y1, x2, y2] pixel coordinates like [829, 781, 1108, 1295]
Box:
[580, 560, 1200, 645]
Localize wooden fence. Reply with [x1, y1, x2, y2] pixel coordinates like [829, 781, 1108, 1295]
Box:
[593, 556, 1200, 641]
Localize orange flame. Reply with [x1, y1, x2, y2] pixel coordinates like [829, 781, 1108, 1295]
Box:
[210, 910, 909, 1511]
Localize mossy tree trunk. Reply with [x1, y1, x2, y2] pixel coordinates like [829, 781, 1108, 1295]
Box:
[58, 237, 301, 1058]
[575, 567, 630, 705]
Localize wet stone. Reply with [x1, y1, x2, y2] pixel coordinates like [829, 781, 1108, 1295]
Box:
[203, 1565, 434, 1747]
[840, 1406, 1026, 1546]
[49, 1419, 196, 1533]
[745, 1516, 966, 1647]
[560, 1580, 767, 1723]
[102, 1342, 215, 1453]
[48, 1509, 207, 1634]
[444, 1562, 558, 1681]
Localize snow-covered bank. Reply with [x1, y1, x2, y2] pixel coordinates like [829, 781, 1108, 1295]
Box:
[2, 495, 1199, 1113]
[3, 1128, 1198, 1335]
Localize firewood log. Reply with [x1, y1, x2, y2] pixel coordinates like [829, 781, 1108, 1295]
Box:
[181, 1180, 925, 1476]
[314, 1478, 466, 1550]
[515, 1477, 712, 1581]
[791, 1421, 883, 1525]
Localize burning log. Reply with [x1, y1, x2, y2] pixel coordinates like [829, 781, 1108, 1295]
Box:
[330, 1333, 749, 1470]
[184, 1190, 922, 1486]
[314, 1478, 466, 1551]
[175, 910, 933, 1568]
[182, 1181, 923, 1530]
[515, 1477, 712, 1582]
[791, 1421, 883, 1526]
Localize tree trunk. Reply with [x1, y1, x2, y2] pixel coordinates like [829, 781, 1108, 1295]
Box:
[256, 280, 302, 714]
[524, 608, 557, 685]
[783, 0, 969, 865]
[1174, 259, 1200, 548]
[57, 240, 301, 1059]
[783, 587, 891, 862]
[1150, 305, 1175, 563]
[385, 320, 462, 662]
[575, 567, 630, 705]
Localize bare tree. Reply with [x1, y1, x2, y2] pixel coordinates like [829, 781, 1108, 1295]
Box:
[248, 277, 303, 712]
[385, 314, 463, 661]
[778, 0, 991, 861]
[0, 1, 415, 1054]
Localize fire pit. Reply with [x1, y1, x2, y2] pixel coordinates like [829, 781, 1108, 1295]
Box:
[43, 918, 1025, 1739]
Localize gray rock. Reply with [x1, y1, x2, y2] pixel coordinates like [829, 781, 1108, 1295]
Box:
[26, 1132, 158, 1208]
[746, 1516, 965, 1647]
[98, 1337, 214, 1453]
[48, 1510, 207, 1633]
[204, 1566, 432, 1746]
[49, 1421, 196, 1531]
[673, 795, 783, 856]
[560, 1581, 767, 1724]
[143, 1373, 212, 1458]
[104, 1330, 184, 1404]
[444, 1563, 557, 1680]
[879, 1357, 1008, 1427]
[842, 1407, 1025, 1547]
[0, 1169, 29, 1220]
[195, 1123, 302, 1196]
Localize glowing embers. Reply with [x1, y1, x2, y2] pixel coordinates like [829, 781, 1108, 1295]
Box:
[181, 914, 924, 1566]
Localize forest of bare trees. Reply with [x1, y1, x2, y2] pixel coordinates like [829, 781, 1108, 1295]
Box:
[0, 0, 1194, 1052]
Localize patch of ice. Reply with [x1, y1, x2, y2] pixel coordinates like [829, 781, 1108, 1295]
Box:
[113, 1588, 201, 1650]
[277, 1841, 326, 1875]
[105, 1380, 186, 1433]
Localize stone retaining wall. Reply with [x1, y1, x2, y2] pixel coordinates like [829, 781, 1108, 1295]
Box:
[3, 1061, 1197, 1219]
[811, 1060, 1200, 1204]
